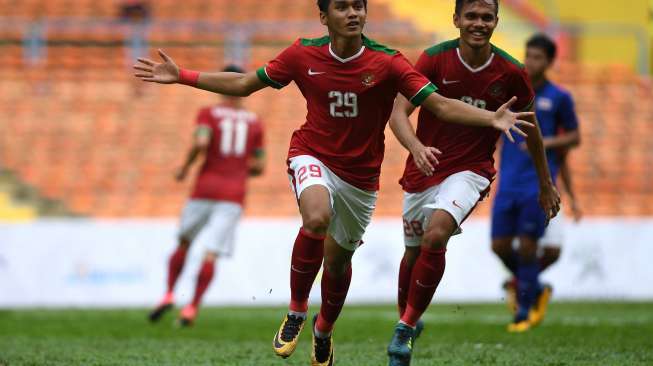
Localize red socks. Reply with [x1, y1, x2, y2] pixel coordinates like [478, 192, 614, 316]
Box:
[401, 247, 446, 327]
[316, 265, 352, 334]
[397, 257, 413, 317]
[289, 228, 325, 313]
[167, 246, 188, 293]
[191, 259, 215, 307]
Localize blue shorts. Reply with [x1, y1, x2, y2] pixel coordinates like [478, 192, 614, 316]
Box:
[491, 192, 547, 240]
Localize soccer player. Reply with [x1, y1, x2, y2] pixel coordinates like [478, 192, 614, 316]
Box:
[134, 0, 534, 363]
[386, 1, 561, 364]
[148, 65, 265, 327]
[491, 34, 581, 330]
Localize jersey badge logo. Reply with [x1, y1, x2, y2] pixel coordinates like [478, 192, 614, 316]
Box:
[361, 72, 376, 87]
[537, 97, 553, 111]
[308, 68, 326, 76]
[489, 82, 506, 98]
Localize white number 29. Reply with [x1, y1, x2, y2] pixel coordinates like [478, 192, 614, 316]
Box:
[329, 91, 358, 118]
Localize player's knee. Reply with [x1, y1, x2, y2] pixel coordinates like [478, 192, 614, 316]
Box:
[302, 211, 331, 234]
[403, 246, 421, 267]
[421, 225, 451, 250]
[323, 257, 351, 277]
[517, 239, 538, 262]
[491, 240, 511, 257]
[179, 238, 191, 250]
[544, 247, 561, 262]
[203, 251, 218, 262]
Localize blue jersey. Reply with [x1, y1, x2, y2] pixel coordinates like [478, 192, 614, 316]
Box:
[497, 80, 579, 196]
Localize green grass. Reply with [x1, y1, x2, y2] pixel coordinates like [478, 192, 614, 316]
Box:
[1, 303, 652, 365]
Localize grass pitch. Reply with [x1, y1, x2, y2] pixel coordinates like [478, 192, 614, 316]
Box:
[1, 302, 652, 365]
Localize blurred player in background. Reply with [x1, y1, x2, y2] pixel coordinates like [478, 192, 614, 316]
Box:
[386, 1, 561, 364]
[491, 34, 581, 332]
[148, 65, 265, 326]
[134, 0, 534, 363]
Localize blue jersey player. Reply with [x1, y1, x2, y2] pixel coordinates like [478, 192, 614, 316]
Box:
[491, 34, 581, 332]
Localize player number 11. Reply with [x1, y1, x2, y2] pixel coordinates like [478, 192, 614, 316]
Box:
[329, 91, 358, 118]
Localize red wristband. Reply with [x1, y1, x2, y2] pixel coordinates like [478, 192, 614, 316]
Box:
[179, 68, 200, 86]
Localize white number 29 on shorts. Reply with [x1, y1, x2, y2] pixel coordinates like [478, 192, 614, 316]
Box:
[297, 164, 323, 185]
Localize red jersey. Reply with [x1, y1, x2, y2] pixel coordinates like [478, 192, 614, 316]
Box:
[191, 105, 264, 205]
[257, 36, 436, 191]
[400, 39, 535, 193]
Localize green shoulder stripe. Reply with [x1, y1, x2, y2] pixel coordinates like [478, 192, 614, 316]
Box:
[256, 66, 286, 89]
[425, 39, 459, 56]
[491, 44, 524, 68]
[300, 36, 330, 47]
[362, 35, 398, 55]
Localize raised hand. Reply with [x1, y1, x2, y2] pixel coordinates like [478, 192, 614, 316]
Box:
[133, 49, 180, 84]
[410, 143, 442, 177]
[492, 96, 535, 143]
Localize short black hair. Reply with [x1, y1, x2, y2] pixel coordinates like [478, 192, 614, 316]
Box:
[455, 0, 499, 16]
[317, 0, 368, 12]
[526, 33, 557, 61]
[222, 64, 245, 73]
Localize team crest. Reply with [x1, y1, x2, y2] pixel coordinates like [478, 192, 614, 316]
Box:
[488, 82, 505, 98]
[361, 72, 376, 87]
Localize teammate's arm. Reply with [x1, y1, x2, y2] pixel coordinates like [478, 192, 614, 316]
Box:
[389, 96, 441, 176]
[420, 93, 534, 142]
[558, 152, 582, 221]
[541, 130, 580, 150]
[248, 149, 266, 177]
[175, 127, 211, 182]
[522, 110, 561, 220]
[134, 50, 267, 97]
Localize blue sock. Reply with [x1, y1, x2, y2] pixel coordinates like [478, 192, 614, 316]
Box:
[515, 259, 541, 322]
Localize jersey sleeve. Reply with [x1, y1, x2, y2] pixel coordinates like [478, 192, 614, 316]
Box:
[413, 51, 436, 81]
[510, 68, 535, 111]
[195, 108, 213, 135]
[391, 53, 438, 107]
[256, 40, 299, 89]
[557, 92, 579, 131]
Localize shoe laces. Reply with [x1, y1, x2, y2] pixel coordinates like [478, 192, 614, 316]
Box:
[395, 326, 413, 345]
[314, 334, 332, 362]
[280, 314, 303, 342]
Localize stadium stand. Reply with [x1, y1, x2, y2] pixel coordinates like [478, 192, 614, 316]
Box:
[1, 1, 651, 218]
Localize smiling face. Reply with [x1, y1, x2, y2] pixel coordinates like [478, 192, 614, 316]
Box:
[320, 0, 367, 39]
[454, 0, 498, 50]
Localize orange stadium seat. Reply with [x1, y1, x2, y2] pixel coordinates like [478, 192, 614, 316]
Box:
[1, 2, 652, 218]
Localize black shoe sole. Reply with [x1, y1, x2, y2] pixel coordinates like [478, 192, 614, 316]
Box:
[148, 303, 173, 323]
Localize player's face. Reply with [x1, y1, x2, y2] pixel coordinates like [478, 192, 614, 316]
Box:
[525, 47, 551, 79]
[454, 1, 498, 50]
[320, 0, 367, 38]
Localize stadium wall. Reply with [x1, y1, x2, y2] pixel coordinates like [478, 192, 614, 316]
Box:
[1, 218, 652, 307]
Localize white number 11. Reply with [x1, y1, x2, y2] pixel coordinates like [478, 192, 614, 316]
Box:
[218, 118, 248, 157]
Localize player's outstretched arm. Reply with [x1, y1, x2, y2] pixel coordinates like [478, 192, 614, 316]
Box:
[133, 49, 267, 97]
[421, 93, 535, 142]
[389, 95, 441, 177]
[522, 111, 561, 221]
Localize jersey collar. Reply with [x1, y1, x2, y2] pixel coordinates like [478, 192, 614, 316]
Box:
[329, 42, 366, 63]
[456, 48, 495, 73]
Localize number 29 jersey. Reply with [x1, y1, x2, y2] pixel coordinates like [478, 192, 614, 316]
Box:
[191, 105, 264, 205]
[257, 36, 436, 191]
